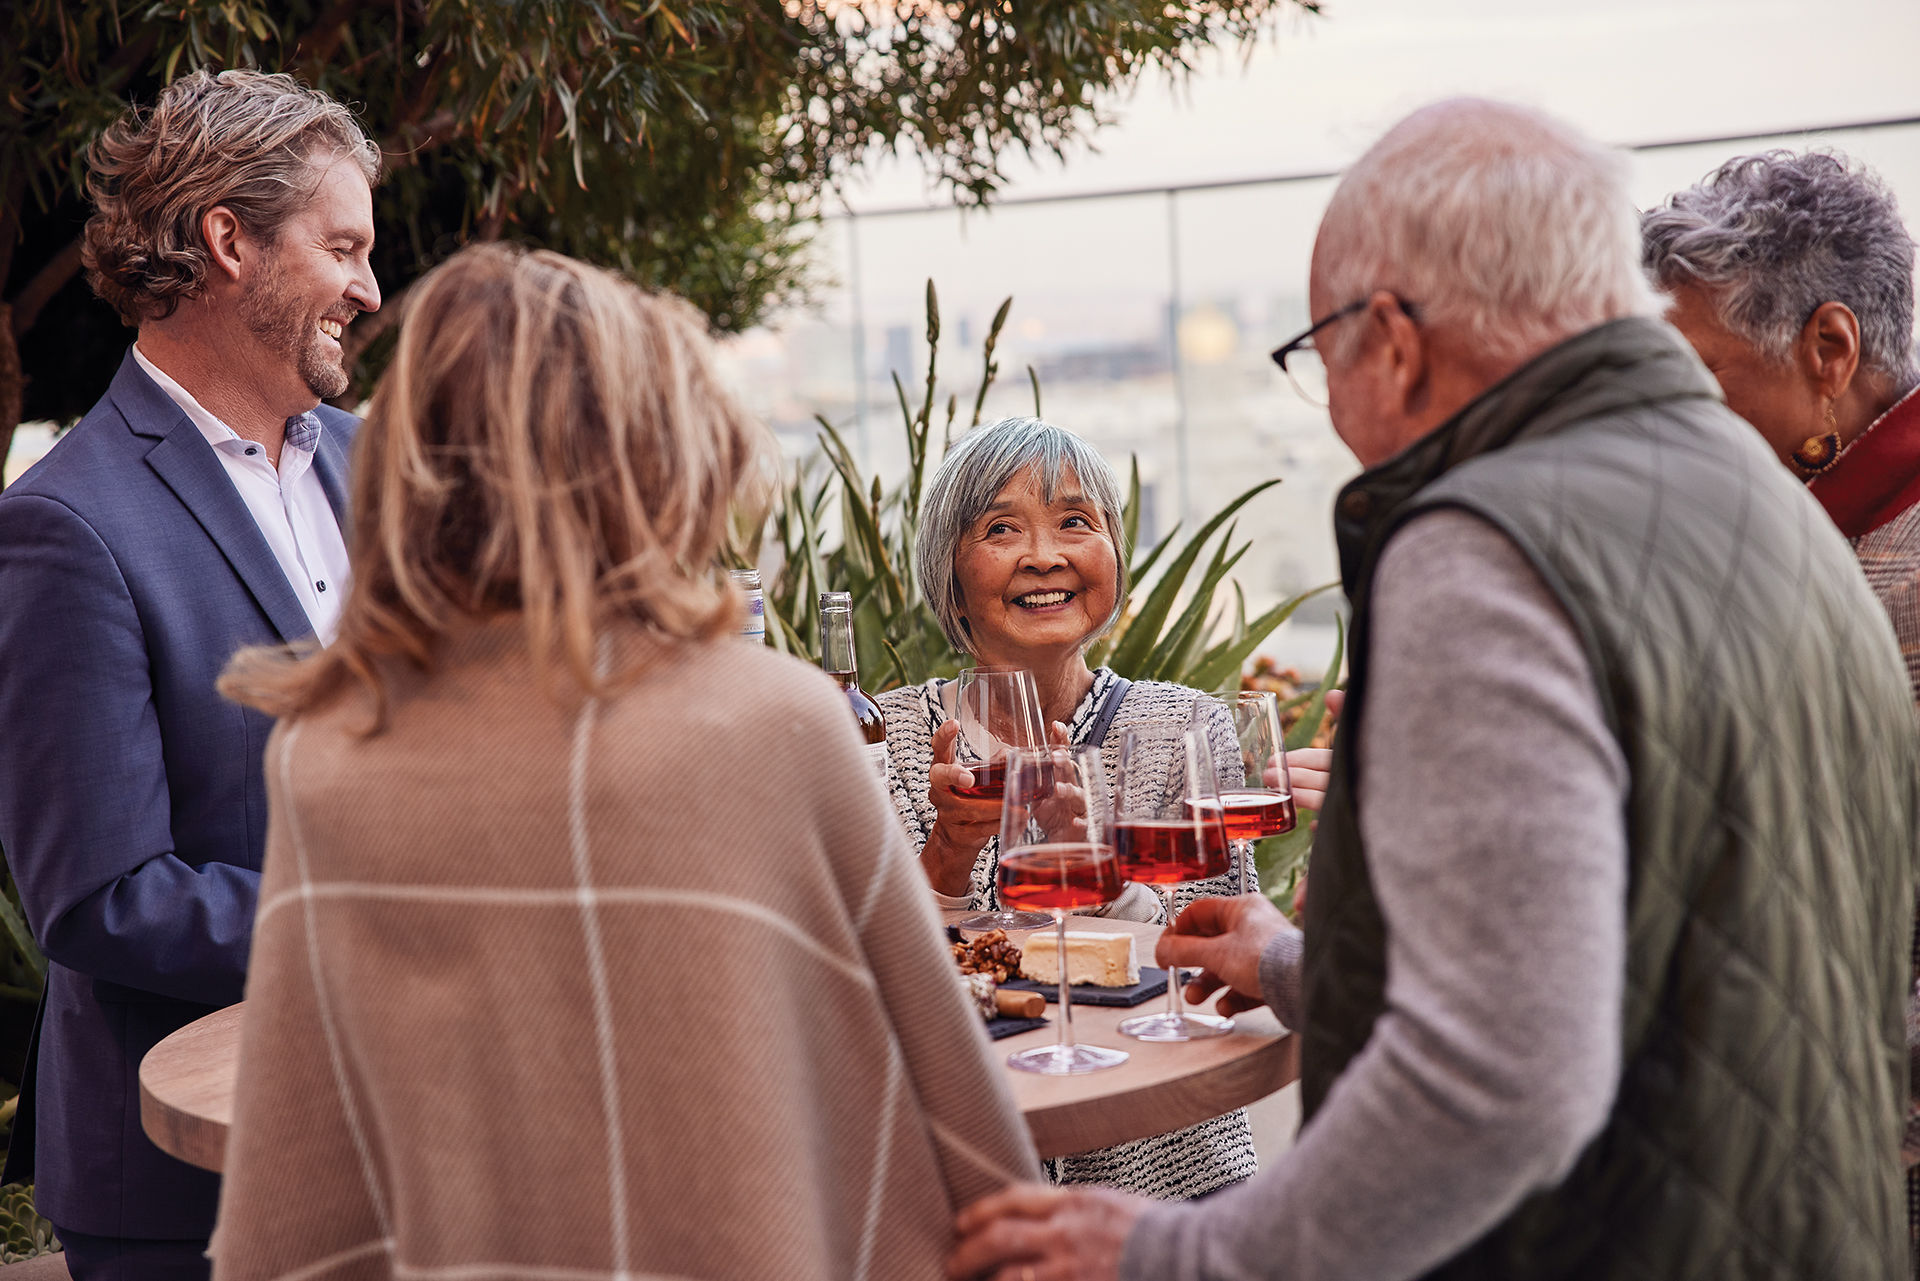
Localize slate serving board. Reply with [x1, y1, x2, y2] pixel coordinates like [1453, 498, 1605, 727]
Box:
[1000, 967, 1170, 1007]
[985, 1016, 1050, 1040]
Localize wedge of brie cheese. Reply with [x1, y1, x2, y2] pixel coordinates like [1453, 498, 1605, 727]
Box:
[1019, 931, 1139, 987]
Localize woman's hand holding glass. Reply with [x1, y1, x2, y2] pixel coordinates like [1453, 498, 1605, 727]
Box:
[1280, 688, 1342, 813]
[923, 719, 1008, 896]
[927, 717, 1077, 892]
[1282, 747, 1332, 813]
[1202, 690, 1296, 894]
[944, 667, 1071, 930]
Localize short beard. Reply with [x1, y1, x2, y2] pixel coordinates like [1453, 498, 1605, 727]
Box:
[240, 244, 350, 402]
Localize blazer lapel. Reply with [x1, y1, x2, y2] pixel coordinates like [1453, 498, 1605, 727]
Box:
[111, 353, 314, 644]
[311, 417, 351, 528]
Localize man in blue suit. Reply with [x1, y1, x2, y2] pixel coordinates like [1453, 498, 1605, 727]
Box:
[0, 69, 380, 1279]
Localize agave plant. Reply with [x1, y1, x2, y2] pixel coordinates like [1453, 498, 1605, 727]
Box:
[0, 857, 43, 1009]
[0, 850, 51, 1262]
[0, 1181, 57, 1264]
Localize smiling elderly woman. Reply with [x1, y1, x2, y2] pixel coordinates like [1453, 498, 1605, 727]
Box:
[878, 415, 1321, 1201]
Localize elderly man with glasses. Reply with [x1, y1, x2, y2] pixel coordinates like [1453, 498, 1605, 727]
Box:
[950, 97, 1918, 1281]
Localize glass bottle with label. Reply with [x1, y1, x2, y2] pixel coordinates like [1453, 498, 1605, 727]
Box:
[818, 591, 890, 781]
[729, 569, 767, 643]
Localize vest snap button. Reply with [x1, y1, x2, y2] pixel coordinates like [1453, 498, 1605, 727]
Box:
[1340, 491, 1372, 521]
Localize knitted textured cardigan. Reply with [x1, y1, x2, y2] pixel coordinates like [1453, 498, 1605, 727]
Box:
[211, 619, 1040, 1281]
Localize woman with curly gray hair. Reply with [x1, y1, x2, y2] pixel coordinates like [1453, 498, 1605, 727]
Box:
[1646, 146, 1920, 1269]
[878, 415, 1332, 1202]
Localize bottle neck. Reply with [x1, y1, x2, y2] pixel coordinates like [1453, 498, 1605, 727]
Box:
[819, 606, 860, 683]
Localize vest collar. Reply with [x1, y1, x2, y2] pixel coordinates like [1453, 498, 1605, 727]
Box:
[1332, 317, 1722, 596]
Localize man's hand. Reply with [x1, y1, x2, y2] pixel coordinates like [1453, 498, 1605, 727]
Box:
[948, 1183, 1150, 1281]
[1159, 894, 1292, 1018]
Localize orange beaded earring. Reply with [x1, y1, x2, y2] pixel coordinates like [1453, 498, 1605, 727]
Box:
[1790, 402, 1844, 479]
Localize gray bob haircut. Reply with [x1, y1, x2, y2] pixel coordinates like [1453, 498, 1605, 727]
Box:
[916, 416, 1129, 655]
[1318, 98, 1661, 366]
[1642, 150, 1917, 385]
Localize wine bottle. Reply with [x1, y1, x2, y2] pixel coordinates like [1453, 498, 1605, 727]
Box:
[818, 591, 890, 781]
[728, 569, 767, 643]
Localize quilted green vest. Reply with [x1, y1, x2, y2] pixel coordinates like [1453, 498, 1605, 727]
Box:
[1301, 318, 1918, 1278]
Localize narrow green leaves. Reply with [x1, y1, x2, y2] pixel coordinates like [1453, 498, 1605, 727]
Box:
[1105, 478, 1281, 677]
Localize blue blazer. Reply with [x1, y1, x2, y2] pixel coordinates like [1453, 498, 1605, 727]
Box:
[0, 351, 355, 1238]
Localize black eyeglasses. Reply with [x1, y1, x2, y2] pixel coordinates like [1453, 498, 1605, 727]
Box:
[1269, 296, 1419, 407]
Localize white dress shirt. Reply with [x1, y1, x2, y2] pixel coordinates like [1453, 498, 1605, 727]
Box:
[132, 346, 350, 643]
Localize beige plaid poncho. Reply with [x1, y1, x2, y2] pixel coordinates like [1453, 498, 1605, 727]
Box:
[210, 619, 1039, 1280]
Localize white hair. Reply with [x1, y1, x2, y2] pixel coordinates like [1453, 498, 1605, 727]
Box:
[916, 416, 1129, 655]
[1317, 98, 1662, 365]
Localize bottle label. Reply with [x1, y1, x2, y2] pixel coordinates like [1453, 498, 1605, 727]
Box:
[865, 740, 892, 783]
[740, 591, 766, 643]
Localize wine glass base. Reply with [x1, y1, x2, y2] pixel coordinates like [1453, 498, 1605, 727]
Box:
[955, 910, 1053, 933]
[1118, 1012, 1236, 1042]
[1006, 1042, 1129, 1075]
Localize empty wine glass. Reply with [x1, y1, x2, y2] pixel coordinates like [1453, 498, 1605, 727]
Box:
[996, 744, 1129, 1075]
[1112, 723, 1236, 1041]
[1203, 689, 1296, 894]
[953, 666, 1051, 932]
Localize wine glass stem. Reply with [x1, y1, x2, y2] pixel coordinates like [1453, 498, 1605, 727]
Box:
[1238, 839, 1255, 895]
[1053, 910, 1074, 1050]
[1162, 886, 1183, 1021]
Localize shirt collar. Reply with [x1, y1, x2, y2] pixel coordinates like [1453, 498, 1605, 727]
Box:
[131, 344, 320, 460]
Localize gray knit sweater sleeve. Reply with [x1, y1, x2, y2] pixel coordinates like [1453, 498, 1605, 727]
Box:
[1121, 508, 1629, 1281]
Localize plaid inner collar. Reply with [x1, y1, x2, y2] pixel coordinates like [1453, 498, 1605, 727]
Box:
[284, 412, 322, 453]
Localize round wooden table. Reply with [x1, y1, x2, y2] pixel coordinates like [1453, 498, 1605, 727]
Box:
[140, 915, 1295, 1171]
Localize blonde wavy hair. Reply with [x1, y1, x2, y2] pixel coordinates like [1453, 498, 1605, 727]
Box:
[83, 68, 380, 325]
[221, 242, 773, 728]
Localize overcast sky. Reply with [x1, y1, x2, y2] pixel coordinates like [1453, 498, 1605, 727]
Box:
[766, 0, 1920, 377]
[840, 0, 1920, 212]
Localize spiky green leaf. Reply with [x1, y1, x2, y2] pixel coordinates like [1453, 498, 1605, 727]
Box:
[1106, 478, 1281, 677]
[1186, 582, 1337, 694]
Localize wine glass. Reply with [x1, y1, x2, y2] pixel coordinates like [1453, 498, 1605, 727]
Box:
[1203, 689, 1297, 894]
[1112, 723, 1236, 1041]
[953, 666, 1052, 932]
[996, 744, 1130, 1075]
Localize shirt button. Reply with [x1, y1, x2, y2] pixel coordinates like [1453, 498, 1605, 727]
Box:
[316, 581, 327, 592]
[245, 446, 259, 456]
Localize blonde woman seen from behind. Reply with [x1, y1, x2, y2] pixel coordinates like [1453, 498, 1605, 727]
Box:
[213, 243, 1039, 1281]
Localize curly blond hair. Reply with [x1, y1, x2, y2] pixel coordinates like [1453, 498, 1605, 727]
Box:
[220, 243, 776, 729]
[82, 68, 380, 326]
